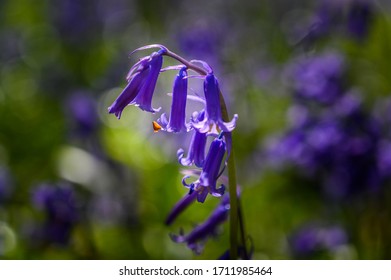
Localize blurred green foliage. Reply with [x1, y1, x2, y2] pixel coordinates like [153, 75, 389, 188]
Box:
[0, 0, 391, 260]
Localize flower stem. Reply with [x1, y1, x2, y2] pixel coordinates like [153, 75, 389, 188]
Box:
[165, 50, 208, 75]
[164, 49, 244, 259]
[225, 132, 239, 259]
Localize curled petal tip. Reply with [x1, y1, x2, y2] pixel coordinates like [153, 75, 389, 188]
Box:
[129, 44, 168, 57]
[190, 60, 213, 74]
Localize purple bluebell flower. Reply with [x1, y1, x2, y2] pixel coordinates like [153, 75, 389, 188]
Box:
[289, 223, 348, 258]
[157, 67, 189, 132]
[108, 49, 164, 118]
[183, 135, 226, 203]
[287, 52, 345, 105]
[293, 0, 342, 48]
[32, 183, 78, 245]
[192, 73, 238, 135]
[347, 0, 373, 40]
[177, 111, 207, 167]
[0, 167, 12, 203]
[49, 0, 102, 47]
[165, 190, 198, 225]
[170, 195, 229, 254]
[66, 92, 99, 137]
[377, 140, 391, 179]
[130, 51, 164, 113]
[176, 23, 222, 59]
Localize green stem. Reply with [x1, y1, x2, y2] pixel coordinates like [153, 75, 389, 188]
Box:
[164, 49, 244, 259]
[225, 131, 239, 260]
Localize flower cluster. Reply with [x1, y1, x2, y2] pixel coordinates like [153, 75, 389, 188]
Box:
[295, 0, 374, 47]
[108, 45, 239, 255]
[32, 182, 78, 245]
[268, 51, 383, 199]
[289, 222, 348, 259]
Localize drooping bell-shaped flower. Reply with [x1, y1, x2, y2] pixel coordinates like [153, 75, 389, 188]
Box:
[192, 73, 238, 135]
[177, 111, 207, 167]
[182, 134, 226, 203]
[157, 67, 189, 132]
[170, 195, 229, 254]
[131, 51, 164, 113]
[108, 66, 150, 119]
[108, 49, 164, 118]
[165, 190, 197, 225]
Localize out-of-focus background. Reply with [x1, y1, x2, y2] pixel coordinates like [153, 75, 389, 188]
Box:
[1, 0, 391, 259]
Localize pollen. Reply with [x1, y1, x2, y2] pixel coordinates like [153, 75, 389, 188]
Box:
[152, 121, 162, 133]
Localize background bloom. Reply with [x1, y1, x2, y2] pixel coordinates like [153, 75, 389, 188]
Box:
[32, 183, 79, 245]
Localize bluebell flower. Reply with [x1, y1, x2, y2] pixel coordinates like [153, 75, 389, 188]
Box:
[165, 190, 197, 225]
[183, 135, 226, 203]
[287, 52, 345, 105]
[0, 167, 12, 204]
[49, 0, 102, 47]
[32, 183, 78, 245]
[108, 49, 165, 118]
[66, 92, 99, 137]
[289, 223, 348, 258]
[192, 73, 238, 135]
[130, 51, 164, 113]
[347, 0, 373, 40]
[377, 140, 391, 179]
[294, 0, 374, 48]
[170, 195, 229, 254]
[177, 111, 207, 167]
[157, 67, 189, 133]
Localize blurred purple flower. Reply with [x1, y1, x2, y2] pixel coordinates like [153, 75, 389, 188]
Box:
[296, 0, 374, 47]
[32, 183, 78, 245]
[175, 22, 224, 68]
[267, 97, 381, 199]
[165, 191, 197, 226]
[0, 167, 12, 203]
[377, 140, 391, 178]
[347, 0, 373, 40]
[170, 195, 229, 254]
[287, 52, 345, 105]
[50, 0, 102, 46]
[290, 223, 348, 258]
[177, 24, 221, 58]
[66, 92, 99, 137]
